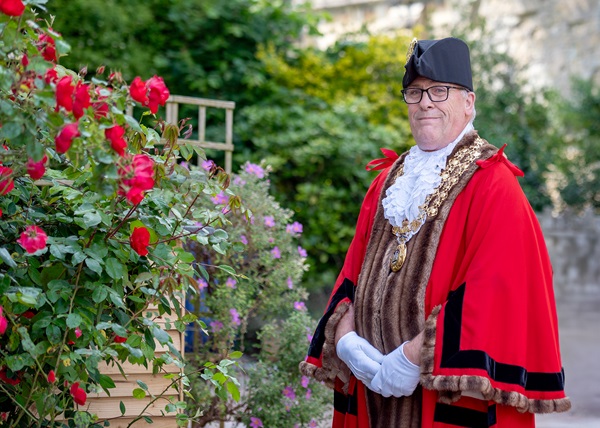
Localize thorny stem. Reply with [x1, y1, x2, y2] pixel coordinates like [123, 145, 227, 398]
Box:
[105, 203, 139, 241]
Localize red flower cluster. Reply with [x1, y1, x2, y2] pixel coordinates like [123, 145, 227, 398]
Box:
[113, 335, 127, 343]
[0, 306, 7, 335]
[17, 225, 48, 254]
[0, 0, 25, 17]
[37, 33, 57, 62]
[118, 154, 155, 204]
[47, 370, 56, 383]
[129, 75, 170, 114]
[70, 382, 87, 406]
[130, 227, 150, 256]
[105, 125, 127, 156]
[0, 166, 13, 195]
[26, 154, 48, 180]
[55, 122, 80, 154]
[56, 76, 91, 118]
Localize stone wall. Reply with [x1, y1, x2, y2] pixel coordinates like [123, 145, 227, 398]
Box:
[295, 0, 600, 93]
[538, 210, 600, 301]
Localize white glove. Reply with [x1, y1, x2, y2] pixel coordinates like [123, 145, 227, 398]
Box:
[336, 331, 384, 387]
[369, 341, 420, 397]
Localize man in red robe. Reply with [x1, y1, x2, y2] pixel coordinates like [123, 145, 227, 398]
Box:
[300, 37, 571, 427]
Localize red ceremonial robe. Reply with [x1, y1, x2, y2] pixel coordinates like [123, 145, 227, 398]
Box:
[299, 132, 570, 427]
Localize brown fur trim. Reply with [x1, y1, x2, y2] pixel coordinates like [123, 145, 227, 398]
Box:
[298, 302, 352, 391]
[421, 306, 572, 414]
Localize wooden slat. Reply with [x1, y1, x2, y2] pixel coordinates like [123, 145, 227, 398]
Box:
[167, 95, 235, 109]
[98, 358, 180, 375]
[89, 373, 179, 398]
[98, 417, 178, 428]
[84, 396, 178, 418]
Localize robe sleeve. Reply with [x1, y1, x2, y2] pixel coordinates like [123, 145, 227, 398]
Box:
[299, 166, 391, 388]
[420, 157, 571, 414]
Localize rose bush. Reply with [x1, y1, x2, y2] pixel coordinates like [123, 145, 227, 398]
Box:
[1, 3, 242, 426]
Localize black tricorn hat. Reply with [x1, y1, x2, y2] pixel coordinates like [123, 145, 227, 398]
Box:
[402, 37, 473, 91]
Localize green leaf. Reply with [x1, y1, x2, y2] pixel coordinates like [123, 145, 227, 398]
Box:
[124, 115, 142, 133]
[226, 381, 241, 402]
[105, 258, 124, 280]
[92, 285, 109, 303]
[136, 380, 149, 391]
[152, 326, 171, 344]
[119, 401, 126, 416]
[217, 265, 236, 276]
[66, 313, 83, 328]
[17, 327, 41, 358]
[229, 351, 243, 359]
[132, 388, 146, 399]
[85, 258, 103, 275]
[5, 353, 34, 371]
[81, 211, 102, 228]
[46, 324, 62, 344]
[0, 248, 17, 268]
[99, 374, 116, 391]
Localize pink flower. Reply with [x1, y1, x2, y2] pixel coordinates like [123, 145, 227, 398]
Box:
[0, 306, 7, 335]
[210, 191, 229, 205]
[309, 420, 318, 428]
[287, 277, 294, 289]
[17, 225, 48, 254]
[301, 376, 310, 388]
[201, 159, 215, 171]
[70, 382, 87, 406]
[225, 277, 237, 289]
[270, 246, 281, 259]
[283, 386, 296, 400]
[105, 125, 127, 156]
[263, 216, 275, 227]
[0, 0, 25, 16]
[305, 388, 312, 400]
[26, 155, 48, 180]
[240, 235, 248, 245]
[298, 246, 307, 258]
[146, 75, 170, 114]
[249, 417, 263, 428]
[198, 278, 208, 291]
[47, 370, 56, 383]
[118, 154, 155, 204]
[229, 308, 241, 326]
[0, 166, 14, 195]
[286, 221, 303, 235]
[74, 328, 82, 338]
[129, 76, 148, 104]
[130, 227, 151, 256]
[294, 301, 306, 311]
[210, 320, 223, 332]
[55, 122, 80, 154]
[244, 163, 265, 178]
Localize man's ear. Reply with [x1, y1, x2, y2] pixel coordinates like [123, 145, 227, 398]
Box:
[465, 91, 476, 115]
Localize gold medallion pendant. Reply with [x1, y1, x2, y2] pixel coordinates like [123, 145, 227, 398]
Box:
[390, 242, 407, 272]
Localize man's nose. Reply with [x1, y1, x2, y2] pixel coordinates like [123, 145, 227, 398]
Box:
[419, 92, 434, 108]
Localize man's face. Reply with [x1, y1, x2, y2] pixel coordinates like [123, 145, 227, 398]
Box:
[406, 77, 476, 151]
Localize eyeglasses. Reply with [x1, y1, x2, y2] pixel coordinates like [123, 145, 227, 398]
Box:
[401, 85, 467, 104]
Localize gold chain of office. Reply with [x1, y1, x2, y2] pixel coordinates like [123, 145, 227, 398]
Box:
[390, 137, 485, 272]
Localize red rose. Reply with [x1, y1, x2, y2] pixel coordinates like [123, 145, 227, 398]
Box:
[118, 154, 155, 204]
[21, 54, 29, 67]
[0, 0, 25, 17]
[47, 370, 56, 383]
[129, 76, 148, 104]
[0, 166, 14, 195]
[0, 367, 20, 385]
[45, 67, 58, 84]
[105, 125, 127, 156]
[17, 225, 48, 254]
[74, 327, 82, 338]
[113, 335, 127, 343]
[72, 83, 91, 119]
[146, 75, 170, 114]
[55, 76, 74, 112]
[70, 382, 87, 406]
[20, 310, 35, 319]
[38, 33, 57, 62]
[55, 122, 80, 154]
[26, 154, 48, 180]
[0, 306, 7, 335]
[130, 226, 150, 256]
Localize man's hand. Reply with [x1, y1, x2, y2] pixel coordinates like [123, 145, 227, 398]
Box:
[335, 304, 355, 346]
[336, 331, 384, 387]
[368, 340, 421, 398]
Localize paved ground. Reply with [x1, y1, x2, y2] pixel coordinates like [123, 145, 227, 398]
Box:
[536, 297, 600, 428]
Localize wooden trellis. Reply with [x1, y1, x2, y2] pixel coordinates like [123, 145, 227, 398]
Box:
[164, 95, 235, 173]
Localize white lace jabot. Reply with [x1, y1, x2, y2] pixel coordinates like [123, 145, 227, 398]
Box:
[382, 124, 474, 228]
